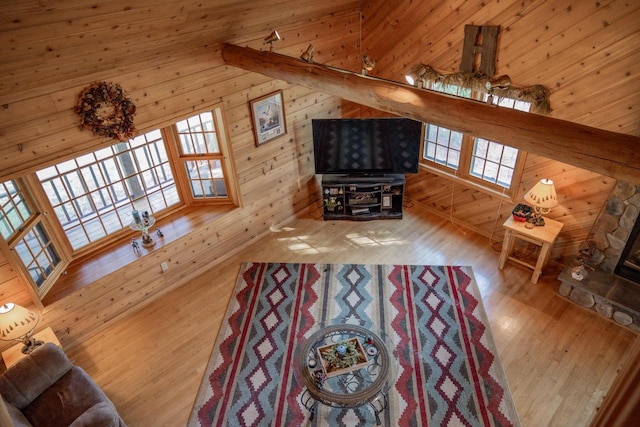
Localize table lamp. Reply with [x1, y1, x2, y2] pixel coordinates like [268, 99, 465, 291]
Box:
[0, 303, 43, 354]
[525, 179, 558, 215]
[524, 179, 558, 227]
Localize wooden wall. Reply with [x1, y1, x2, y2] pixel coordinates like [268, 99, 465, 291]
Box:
[0, 0, 637, 349]
[356, 0, 637, 258]
[0, 0, 362, 178]
[0, 2, 361, 349]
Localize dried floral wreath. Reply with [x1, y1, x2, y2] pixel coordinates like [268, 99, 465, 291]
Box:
[75, 81, 137, 142]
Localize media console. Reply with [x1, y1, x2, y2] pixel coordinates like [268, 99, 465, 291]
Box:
[321, 174, 405, 221]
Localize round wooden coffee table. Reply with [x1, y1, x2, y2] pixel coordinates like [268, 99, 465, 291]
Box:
[297, 324, 391, 424]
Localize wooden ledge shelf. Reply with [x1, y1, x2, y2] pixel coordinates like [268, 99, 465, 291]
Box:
[42, 206, 232, 305]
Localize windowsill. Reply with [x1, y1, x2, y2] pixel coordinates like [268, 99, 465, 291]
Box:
[41, 205, 234, 306]
[417, 163, 518, 203]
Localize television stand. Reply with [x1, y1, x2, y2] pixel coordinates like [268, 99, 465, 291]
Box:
[321, 174, 405, 221]
[343, 174, 397, 183]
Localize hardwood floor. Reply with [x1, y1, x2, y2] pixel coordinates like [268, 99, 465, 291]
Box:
[61, 204, 636, 426]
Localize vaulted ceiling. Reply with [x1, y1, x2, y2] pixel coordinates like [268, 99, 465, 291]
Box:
[1, 0, 638, 182]
[359, 1, 639, 138]
[0, 0, 363, 99]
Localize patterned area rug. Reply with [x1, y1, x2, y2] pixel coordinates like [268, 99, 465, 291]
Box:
[189, 263, 520, 426]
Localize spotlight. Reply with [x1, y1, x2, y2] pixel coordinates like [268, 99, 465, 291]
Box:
[264, 30, 281, 52]
[300, 44, 314, 63]
[362, 55, 376, 75]
[405, 64, 428, 86]
[485, 75, 511, 90]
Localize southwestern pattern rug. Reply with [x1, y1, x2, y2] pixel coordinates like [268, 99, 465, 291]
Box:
[189, 262, 520, 427]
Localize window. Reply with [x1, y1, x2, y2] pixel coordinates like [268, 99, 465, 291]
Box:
[37, 130, 180, 251]
[0, 180, 32, 240]
[173, 110, 229, 200]
[35, 105, 235, 255]
[421, 82, 529, 195]
[0, 105, 236, 303]
[423, 83, 471, 170]
[0, 180, 67, 298]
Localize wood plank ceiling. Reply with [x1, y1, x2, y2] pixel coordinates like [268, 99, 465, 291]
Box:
[0, 0, 364, 180]
[0, 0, 363, 98]
[358, 0, 639, 137]
[1, 0, 637, 181]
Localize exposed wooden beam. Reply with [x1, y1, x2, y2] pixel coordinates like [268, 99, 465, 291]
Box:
[222, 43, 640, 183]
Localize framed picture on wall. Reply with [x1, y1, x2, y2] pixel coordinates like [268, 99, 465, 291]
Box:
[250, 90, 287, 146]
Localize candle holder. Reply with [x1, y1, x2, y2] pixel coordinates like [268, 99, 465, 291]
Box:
[129, 211, 156, 247]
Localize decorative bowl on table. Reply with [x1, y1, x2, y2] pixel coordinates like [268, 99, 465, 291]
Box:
[512, 203, 534, 222]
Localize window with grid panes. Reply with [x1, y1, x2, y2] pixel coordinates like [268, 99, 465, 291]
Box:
[0, 179, 66, 297]
[174, 110, 229, 200]
[470, 96, 530, 187]
[35, 106, 234, 254]
[421, 82, 529, 194]
[423, 83, 472, 170]
[37, 131, 180, 251]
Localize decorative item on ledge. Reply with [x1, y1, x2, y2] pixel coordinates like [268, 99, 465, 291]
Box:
[129, 210, 156, 248]
[131, 238, 140, 254]
[571, 265, 590, 281]
[404, 64, 551, 114]
[75, 81, 137, 142]
[361, 54, 376, 76]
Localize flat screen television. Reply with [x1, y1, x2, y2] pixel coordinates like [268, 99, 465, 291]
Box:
[312, 117, 422, 175]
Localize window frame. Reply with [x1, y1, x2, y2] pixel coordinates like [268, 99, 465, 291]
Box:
[32, 103, 238, 259]
[419, 83, 527, 200]
[164, 106, 239, 206]
[35, 131, 182, 254]
[0, 178, 69, 304]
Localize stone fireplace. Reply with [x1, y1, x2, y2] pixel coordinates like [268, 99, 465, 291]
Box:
[558, 181, 640, 331]
[615, 216, 640, 283]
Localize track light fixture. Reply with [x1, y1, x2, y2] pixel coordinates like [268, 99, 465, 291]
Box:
[300, 44, 314, 63]
[405, 64, 428, 86]
[264, 30, 281, 52]
[361, 55, 376, 75]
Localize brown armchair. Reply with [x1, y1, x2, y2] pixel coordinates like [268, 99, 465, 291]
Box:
[0, 342, 125, 427]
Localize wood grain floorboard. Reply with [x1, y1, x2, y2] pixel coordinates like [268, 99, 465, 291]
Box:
[61, 204, 636, 426]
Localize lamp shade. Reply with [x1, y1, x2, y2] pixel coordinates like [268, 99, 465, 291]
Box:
[0, 303, 39, 342]
[524, 179, 558, 214]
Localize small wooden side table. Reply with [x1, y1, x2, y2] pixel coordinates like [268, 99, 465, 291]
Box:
[2, 327, 61, 368]
[498, 215, 564, 283]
